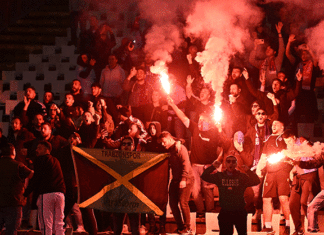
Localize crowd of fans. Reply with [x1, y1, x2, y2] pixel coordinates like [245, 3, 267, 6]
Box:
[0, 3, 323, 235]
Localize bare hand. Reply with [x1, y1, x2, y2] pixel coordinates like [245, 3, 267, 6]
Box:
[288, 34, 296, 43]
[100, 99, 106, 107]
[179, 180, 186, 188]
[259, 70, 266, 84]
[166, 96, 174, 106]
[90, 58, 96, 66]
[88, 101, 93, 107]
[186, 75, 195, 85]
[267, 92, 275, 100]
[276, 22, 283, 34]
[129, 67, 137, 78]
[212, 160, 222, 169]
[242, 69, 249, 80]
[234, 141, 243, 152]
[24, 96, 31, 107]
[93, 113, 101, 124]
[296, 69, 302, 81]
[186, 54, 193, 64]
[241, 165, 250, 173]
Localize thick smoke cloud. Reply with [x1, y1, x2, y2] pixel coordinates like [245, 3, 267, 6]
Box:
[139, 0, 194, 74]
[185, 0, 263, 105]
[306, 21, 324, 70]
[283, 141, 324, 160]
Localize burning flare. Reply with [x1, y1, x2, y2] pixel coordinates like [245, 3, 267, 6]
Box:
[267, 152, 284, 164]
[160, 72, 170, 94]
[213, 106, 223, 124]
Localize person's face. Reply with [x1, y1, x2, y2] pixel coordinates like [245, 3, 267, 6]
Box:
[33, 114, 44, 127]
[230, 84, 241, 97]
[36, 144, 48, 156]
[65, 94, 74, 107]
[11, 119, 22, 132]
[128, 124, 139, 138]
[272, 121, 284, 135]
[25, 88, 36, 100]
[198, 115, 213, 131]
[225, 156, 237, 172]
[301, 50, 310, 62]
[41, 124, 52, 138]
[151, 91, 160, 103]
[284, 136, 295, 149]
[251, 102, 260, 116]
[188, 45, 198, 57]
[72, 81, 81, 93]
[265, 46, 275, 57]
[255, 109, 267, 124]
[81, 54, 88, 64]
[231, 68, 242, 80]
[120, 139, 134, 151]
[136, 69, 145, 81]
[90, 16, 98, 28]
[95, 101, 102, 112]
[91, 86, 101, 97]
[43, 92, 53, 104]
[272, 80, 281, 93]
[108, 55, 118, 69]
[149, 125, 157, 136]
[49, 106, 57, 117]
[200, 88, 210, 102]
[161, 137, 172, 149]
[277, 72, 286, 82]
[83, 112, 93, 125]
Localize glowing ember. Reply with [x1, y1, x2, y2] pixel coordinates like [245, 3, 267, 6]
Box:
[213, 106, 223, 124]
[267, 152, 284, 164]
[160, 72, 170, 94]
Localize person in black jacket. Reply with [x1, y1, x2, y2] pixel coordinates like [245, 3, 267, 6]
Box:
[24, 141, 66, 235]
[201, 155, 260, 235]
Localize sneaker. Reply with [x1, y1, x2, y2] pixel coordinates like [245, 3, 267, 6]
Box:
[261, 227, 275, 234]
[292, 230, 304, 235]
[139, 225, 147, 235]
[308, 229, 320, 233]
[75, 226, 86, 233]
[283, 226, 290, 235]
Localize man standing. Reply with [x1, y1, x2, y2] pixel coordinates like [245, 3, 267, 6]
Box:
[13, 86, 46, 127]
[167, 97, 229, 218]
[99, 54, 126, 105]
[24, 141, 66, 235]
[256, 120, 292, 235]
[159, 131, 194, 233]
[0, 144, 34, 235]
[282, 129, 320, 235]
[201, 155, 260, 235]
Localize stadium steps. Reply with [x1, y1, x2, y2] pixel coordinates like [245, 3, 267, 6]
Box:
[0, 0, 69, 72]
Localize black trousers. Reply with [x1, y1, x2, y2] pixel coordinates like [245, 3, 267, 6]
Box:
[218, 209, 247, 235]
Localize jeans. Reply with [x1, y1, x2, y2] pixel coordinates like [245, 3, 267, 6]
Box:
[0, 206, 22, 235]
[192, 164, 215, 213]
[290, 172, 318, 231]
[169, 178, 194, 230]
[37, 192, 65, 235]
[307, 189, 324, 231]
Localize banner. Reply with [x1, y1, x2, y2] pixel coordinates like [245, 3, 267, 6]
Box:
[71, 146, 169, 215]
